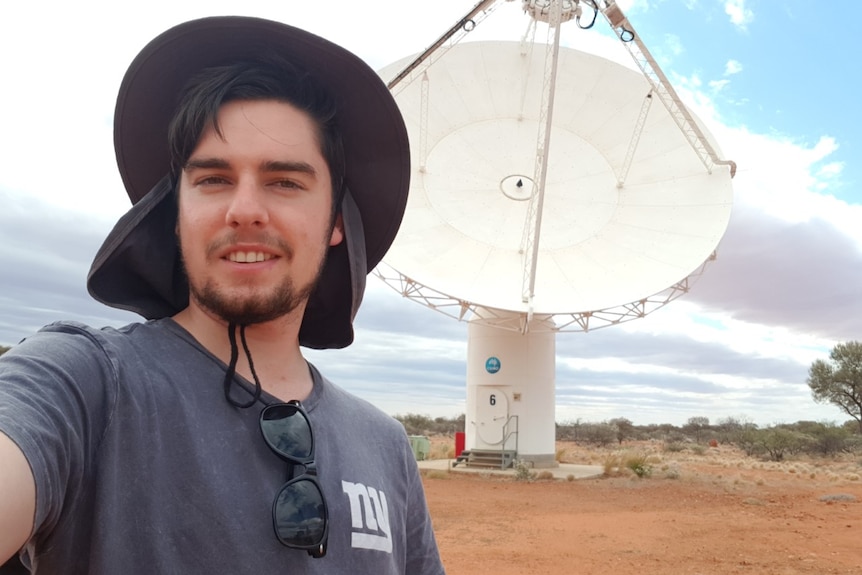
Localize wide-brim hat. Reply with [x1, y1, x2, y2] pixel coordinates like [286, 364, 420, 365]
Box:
[87, 16, 410, 349]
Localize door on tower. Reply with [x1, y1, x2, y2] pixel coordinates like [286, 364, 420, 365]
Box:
[474, 386, 509, 448]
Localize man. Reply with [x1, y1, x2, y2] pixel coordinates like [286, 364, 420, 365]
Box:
[0, 16, 445, 574]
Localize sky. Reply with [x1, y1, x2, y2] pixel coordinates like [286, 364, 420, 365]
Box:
[1, 0, 860, 428]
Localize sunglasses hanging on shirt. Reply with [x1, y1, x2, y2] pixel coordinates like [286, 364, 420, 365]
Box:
[260, 400, 329, 558]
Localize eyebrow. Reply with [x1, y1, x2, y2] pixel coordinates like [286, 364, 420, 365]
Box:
[184, 157, 318, 179]
[184, 157, 230, 171]
[261, 160, 318, 178]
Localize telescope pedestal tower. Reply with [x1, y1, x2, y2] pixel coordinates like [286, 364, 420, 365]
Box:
[467, 310, 557, 467]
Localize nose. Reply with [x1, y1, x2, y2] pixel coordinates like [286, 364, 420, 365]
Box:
[225, 177, 269, 228]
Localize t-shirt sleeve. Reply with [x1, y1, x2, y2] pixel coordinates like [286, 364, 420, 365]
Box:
[0, 323, 116, 540]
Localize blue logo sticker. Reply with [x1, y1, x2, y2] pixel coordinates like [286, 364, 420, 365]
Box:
[485, 357, 501, 374]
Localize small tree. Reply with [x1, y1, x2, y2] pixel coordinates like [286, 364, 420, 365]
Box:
[733, 424, 762, 457]
[807, 342, 862, 434]
[581, 422, 618, 446]
[684, 416, 710, 443]
[609, 417, 634, 444]
[556, 418, 582, 441]
[715, 415, 755, 444]
[758, 427, 810, 462]
[807, 423, 852, 456]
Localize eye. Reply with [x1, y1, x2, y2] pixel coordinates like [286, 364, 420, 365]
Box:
[197, 175, 231, 186]
[271, 179, 305, 190]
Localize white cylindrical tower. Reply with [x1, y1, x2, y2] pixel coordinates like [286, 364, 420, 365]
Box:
[466, 309, 557, 467]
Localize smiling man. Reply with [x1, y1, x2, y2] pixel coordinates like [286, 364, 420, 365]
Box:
[0, 17, 444, 575]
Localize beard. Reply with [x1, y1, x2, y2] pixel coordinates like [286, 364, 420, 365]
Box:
[190, 273, 318, 326]
[183, 233, 329, 326]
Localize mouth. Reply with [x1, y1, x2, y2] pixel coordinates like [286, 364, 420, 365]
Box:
[226, 251, 275, 263]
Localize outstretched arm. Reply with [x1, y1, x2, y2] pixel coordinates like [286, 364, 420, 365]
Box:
[0, 433, 35, 565]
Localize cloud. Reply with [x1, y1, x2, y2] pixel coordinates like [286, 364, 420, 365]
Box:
[705, 60, 741, 93]
[724, 59, 743, 75]
[615, 0, 655, 14]
[724, 0, 754, 30]
[653, 78, 862, 342]
[685, 205, 862, 342]
[664, 33, 684, 56]
[0, 193, 139, 345]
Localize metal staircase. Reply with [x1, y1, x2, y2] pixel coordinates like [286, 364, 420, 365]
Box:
[452, 449, 518, 470]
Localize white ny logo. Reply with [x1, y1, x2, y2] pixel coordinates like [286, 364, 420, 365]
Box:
[341, 480, 393, 553]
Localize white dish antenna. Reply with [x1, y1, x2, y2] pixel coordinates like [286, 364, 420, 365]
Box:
[378, 41, 732, 328]
[375, 0, 733, 335]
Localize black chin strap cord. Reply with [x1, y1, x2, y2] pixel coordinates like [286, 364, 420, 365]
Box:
[222, 323, 263, 408]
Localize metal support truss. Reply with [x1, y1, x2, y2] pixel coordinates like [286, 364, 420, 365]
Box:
[599, 1, 737, 178]
[373, 251, 717, 335]
[419, 72, 430, 172]
[616, 90, 653, 187]
[520, 0, 564, 311]
[386, 0, 504, 95]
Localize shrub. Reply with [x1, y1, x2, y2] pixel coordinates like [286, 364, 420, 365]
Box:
[663, 464, 681, 480]
[624, 453, 652, 478]
[783, 421, 852, 455]
[731, 425, 763, 456]
[819, 493, 857, 502]
[602, 454, 622, 477]
[555, 447, 567, 462]
[394, 413, 465, 436]
[514, 459, 534, 482]
[846, 436, 862, 454]
[429, 442, 454, 460]
[536, 470, 555, 481]
[759, 428, 811, 462]
[664, 442, 686, 453]
[581, 422, 619, 446]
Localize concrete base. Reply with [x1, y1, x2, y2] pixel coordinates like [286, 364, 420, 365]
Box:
[519, 453, 558, 469]
[418, 458, 603, 480]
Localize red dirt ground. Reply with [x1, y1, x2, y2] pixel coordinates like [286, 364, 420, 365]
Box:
[421, 442, 862, 574]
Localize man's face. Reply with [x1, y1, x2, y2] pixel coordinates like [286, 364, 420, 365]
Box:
[177, 99, 344, 326]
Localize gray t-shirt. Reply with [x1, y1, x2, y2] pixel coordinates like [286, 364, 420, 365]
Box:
[0, 319, 444, 574]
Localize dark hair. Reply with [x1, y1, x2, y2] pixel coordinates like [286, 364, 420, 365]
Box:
[167, 56, 346, 210]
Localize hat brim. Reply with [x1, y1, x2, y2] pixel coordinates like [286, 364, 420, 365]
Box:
[101, 16, 409, 348]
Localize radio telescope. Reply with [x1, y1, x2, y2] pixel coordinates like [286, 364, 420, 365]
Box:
[376, 0, 734, 468]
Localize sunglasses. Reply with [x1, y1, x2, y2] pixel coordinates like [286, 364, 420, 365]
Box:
[260, 400, 329, 558]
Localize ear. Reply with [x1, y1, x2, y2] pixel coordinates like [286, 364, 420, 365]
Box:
[329, 213, 344, 247]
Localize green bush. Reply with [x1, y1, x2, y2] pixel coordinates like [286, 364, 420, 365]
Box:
[624, 453, 652, 478]
[758, 428, 810, 462]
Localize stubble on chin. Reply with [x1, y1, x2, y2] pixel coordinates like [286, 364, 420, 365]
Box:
[184, 243, 330, 327]
[191, 276, 312, 326]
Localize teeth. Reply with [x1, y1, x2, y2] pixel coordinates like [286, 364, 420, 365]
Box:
[228, 251, 271, 263]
